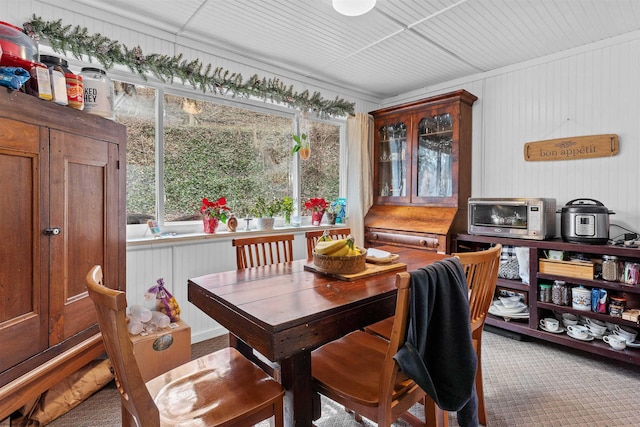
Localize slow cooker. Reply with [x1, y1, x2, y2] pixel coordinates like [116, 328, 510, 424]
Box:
[559, 198, 614, 244]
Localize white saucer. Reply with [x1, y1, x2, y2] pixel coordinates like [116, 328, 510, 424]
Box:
[626, 340, 640, 348]
[567, 331, 594, 341]
[540, 325, 565, 334]
[488, 304, 529, 319]
[492, 300, 527, 314]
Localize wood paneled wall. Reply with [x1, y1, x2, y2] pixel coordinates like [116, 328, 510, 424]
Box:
[384, 34, 640, 236]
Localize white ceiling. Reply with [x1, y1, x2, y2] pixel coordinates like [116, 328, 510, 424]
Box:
[73, 0, 640, 100]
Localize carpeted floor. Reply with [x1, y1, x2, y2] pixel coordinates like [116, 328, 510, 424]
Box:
[44, 329, 640, 427]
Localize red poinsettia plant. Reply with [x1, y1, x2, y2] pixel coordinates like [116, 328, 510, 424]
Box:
[304, 197, 329, 213]
[200, 197, 231, 223]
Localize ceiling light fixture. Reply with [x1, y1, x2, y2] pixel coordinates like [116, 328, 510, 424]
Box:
[332, 0, 376, 16]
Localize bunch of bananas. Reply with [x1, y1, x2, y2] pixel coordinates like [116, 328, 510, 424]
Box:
[314, 235, 361, 257]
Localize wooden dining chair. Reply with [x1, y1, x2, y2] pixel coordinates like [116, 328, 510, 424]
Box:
[364, 244, 502, 426]
[231, 234, 294, 380]
[453, 243, 501, 425]
[232, 234, 294, 269]
[85, 265, 285, 427]
[304, 227, 351, 258]
[311, 272, 433, 427]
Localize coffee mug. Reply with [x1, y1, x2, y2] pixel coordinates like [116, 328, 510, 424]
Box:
[603, 334, 627, 350]
[540, 318, 559, 331]
[544, 250, 564, 260]
[567, 324, 589, 339]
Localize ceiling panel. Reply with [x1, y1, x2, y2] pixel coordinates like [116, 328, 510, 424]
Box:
[71, 0, 640, 100]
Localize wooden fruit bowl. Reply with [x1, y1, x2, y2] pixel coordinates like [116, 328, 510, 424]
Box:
[312, 247, 367, 274]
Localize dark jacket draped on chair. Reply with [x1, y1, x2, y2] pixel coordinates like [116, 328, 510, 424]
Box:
[394, 258, 478, 419]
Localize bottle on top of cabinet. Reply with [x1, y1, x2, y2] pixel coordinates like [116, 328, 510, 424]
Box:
[80, 67, 114, 119]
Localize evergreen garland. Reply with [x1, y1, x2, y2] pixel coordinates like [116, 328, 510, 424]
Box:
[23, 15, 355, 117]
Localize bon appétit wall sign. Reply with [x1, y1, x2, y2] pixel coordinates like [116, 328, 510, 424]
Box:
[524, 134, 618, 161]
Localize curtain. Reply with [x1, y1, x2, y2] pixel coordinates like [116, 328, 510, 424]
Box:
[344, 113, 374, 247]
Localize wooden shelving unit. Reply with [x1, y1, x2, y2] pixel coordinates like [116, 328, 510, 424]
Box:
[454, 233, 640, 366]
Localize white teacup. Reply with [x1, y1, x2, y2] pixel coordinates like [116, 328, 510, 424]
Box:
[540, 318, 560, 331]
[499, 296, 521, 308]
[567, 324, 589, 339]
[603, 334, 627, 350]
[613, 325, 638, 343]
[585, 318, 606, 327]
[562, 313, 579, 327]
[585, 323, 607, 336]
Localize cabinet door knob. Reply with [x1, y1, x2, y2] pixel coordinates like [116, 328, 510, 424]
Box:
[44, 227, 62, 236]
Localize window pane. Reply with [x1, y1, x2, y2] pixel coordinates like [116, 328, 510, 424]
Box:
[112, 82, 157, 224]
[301, 121, 340, 205]
[162, 95, 294, 221]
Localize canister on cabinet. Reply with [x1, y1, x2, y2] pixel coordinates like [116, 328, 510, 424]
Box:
[539, 284, 552, 303]
[602, 255, 618, 281]
[552, 280, 565, 305]
[81, 67, 114, 119]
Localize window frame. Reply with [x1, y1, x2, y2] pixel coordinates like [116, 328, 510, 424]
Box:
[110, 72, 346, 240]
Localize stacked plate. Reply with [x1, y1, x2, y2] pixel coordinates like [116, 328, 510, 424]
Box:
[488, 299, 529, 320]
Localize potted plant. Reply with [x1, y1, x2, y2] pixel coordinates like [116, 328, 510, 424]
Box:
[305, 197, 329, 226]
[200, 197, 231, 233]
[291, 133, 310, 160]
[282, 196, 294, 225]
[252, 196, 282, 230]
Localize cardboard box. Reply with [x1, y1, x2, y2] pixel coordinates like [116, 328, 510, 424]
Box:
[539, 259, 594, 280]
[130, 319, 191, 381]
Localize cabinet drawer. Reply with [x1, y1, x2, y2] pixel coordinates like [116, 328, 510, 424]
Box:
[365, 229, 445, 252]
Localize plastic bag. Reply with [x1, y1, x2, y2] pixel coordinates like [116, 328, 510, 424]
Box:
[146, 278, 181, 322]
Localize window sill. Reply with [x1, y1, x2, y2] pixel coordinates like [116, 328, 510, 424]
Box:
[126, 222, 346, 247]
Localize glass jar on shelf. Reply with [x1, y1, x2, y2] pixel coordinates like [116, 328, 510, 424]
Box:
[539, 283, 552, 303]
[602, 255, 618, 281]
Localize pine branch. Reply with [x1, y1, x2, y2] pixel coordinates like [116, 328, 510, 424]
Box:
[23, 15, 355, 117]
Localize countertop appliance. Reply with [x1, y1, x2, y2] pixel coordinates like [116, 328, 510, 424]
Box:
[468, 198, 556, 240]
[559, 198, 614, 244]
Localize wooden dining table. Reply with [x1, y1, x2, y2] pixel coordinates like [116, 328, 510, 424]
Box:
[188, 245, 447, 426]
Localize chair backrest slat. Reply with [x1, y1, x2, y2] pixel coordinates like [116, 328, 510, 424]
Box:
[304, 228, 351, 259]
[453, 244, 501, 331]
[378, 272, 415, 414]
[232, 234, 295, 269]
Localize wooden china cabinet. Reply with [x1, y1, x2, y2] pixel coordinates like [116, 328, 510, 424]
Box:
[0, 89, 126, 418]
[365, 90, 477, 253]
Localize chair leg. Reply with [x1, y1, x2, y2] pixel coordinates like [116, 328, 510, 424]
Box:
[121, 404, 136, 427]
[423, 395, 448, 427]
[272, 397, 284, 427]
[475, 340, 487, 426]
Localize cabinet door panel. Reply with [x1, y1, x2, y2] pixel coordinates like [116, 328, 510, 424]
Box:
[0, 120, 48, 371]
[49, 130, 118, 344]
[412, 103, 461, 205]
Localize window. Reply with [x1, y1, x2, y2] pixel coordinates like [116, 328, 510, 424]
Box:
[162, 94, 293, 220]
[115, 80, 343, 227]
[300, 120, 340, 204]
[113, 81, 156, 225]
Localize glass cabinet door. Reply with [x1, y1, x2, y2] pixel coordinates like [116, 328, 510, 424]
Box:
[377, 121, 407, 199]
[416, 112, 453, 198]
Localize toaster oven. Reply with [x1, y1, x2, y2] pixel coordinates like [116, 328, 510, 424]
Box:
[468, 198, 557, 240]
